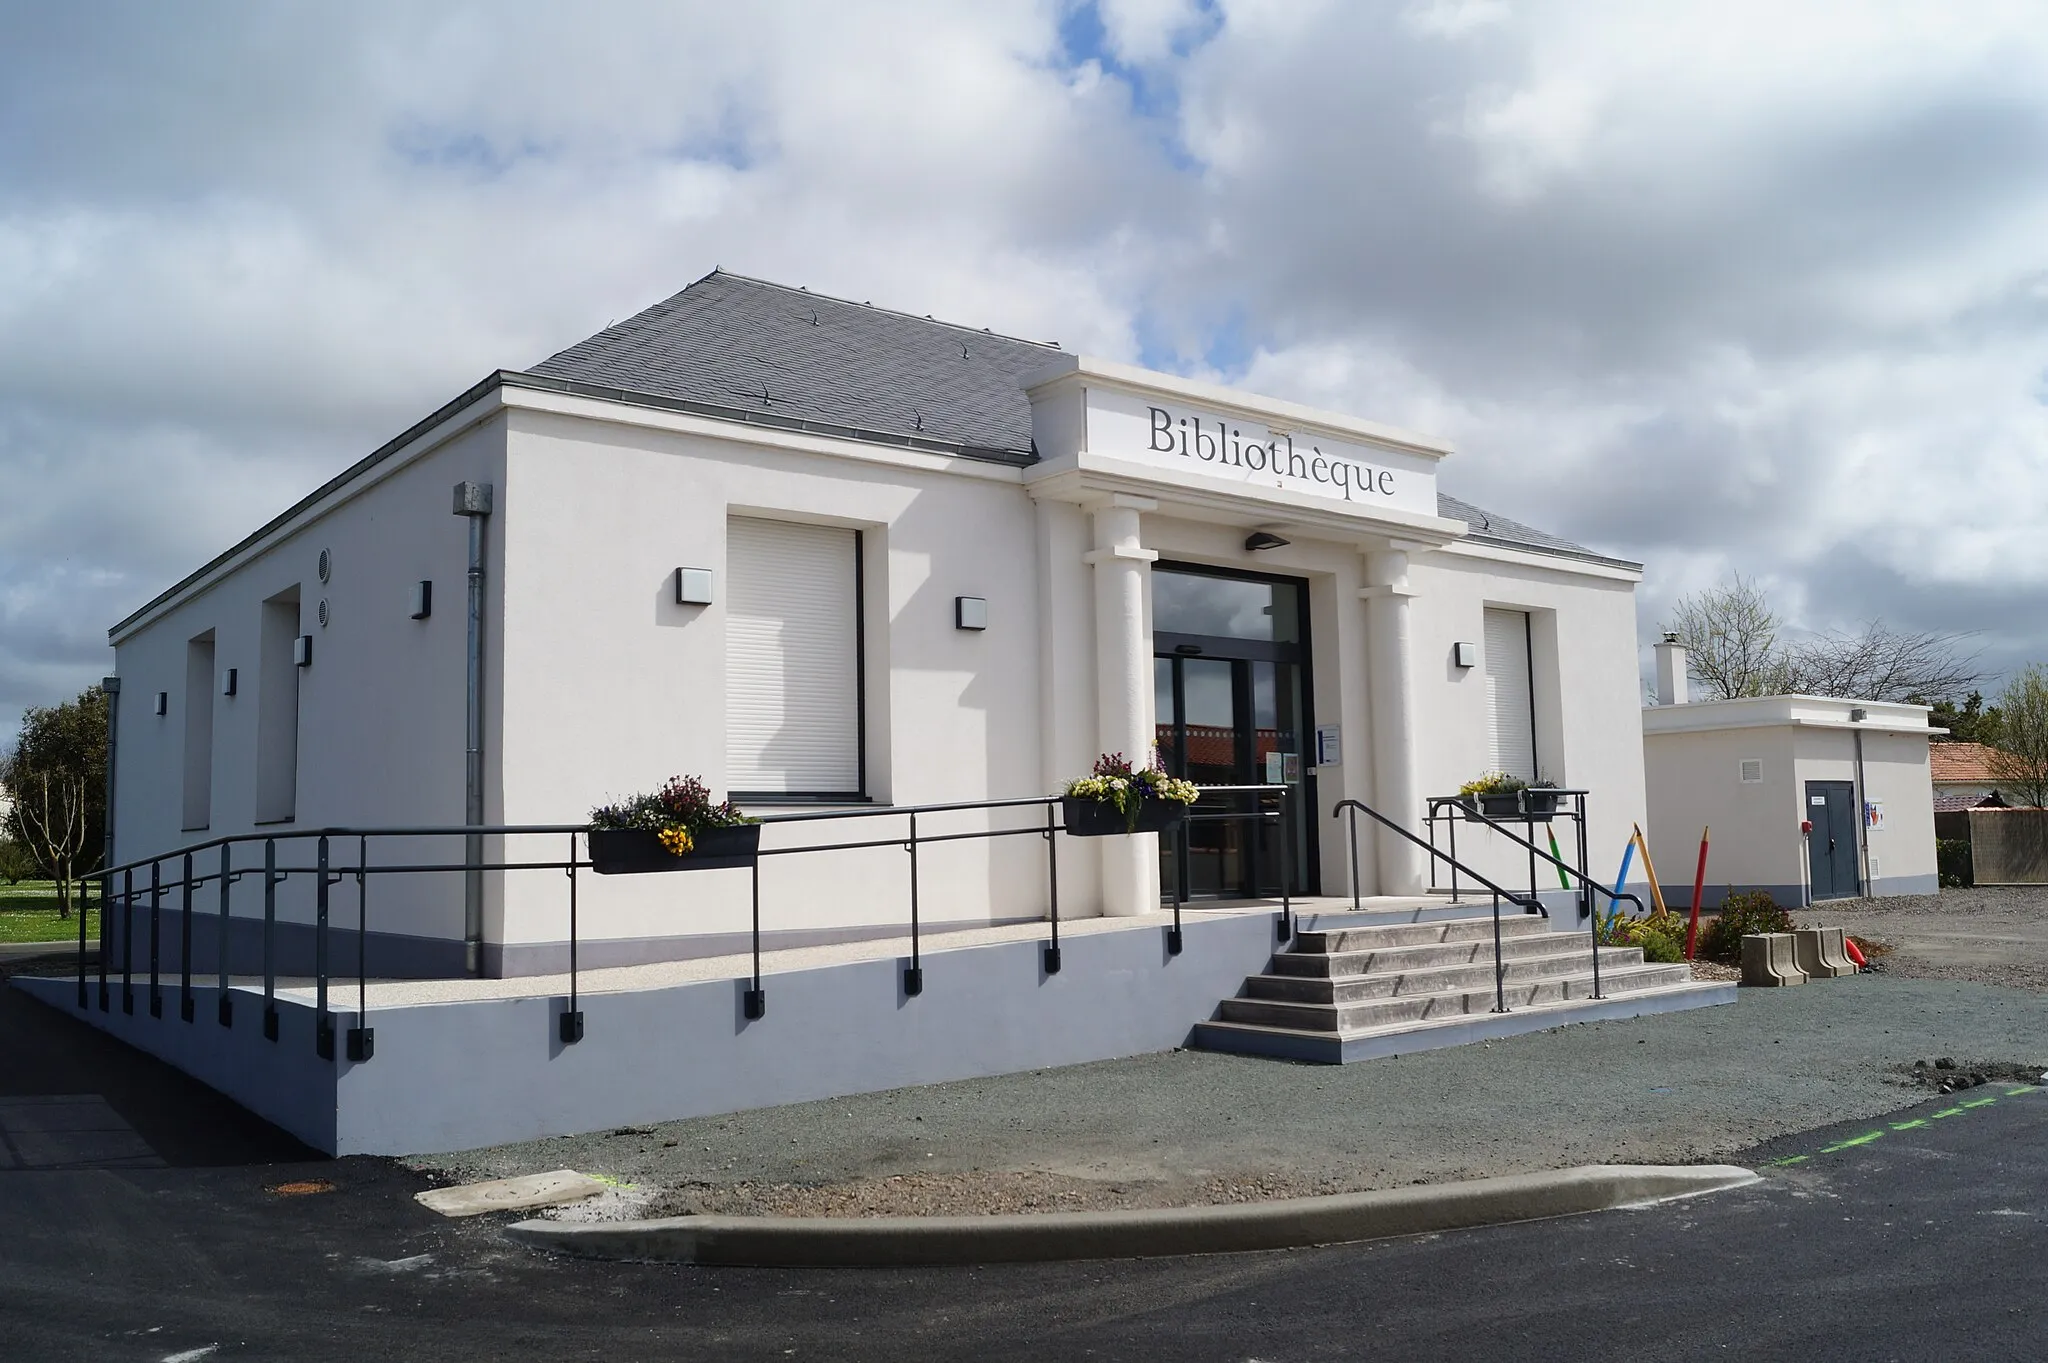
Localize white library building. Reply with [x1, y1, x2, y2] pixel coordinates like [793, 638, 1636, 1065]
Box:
[105, 271, 1653, 978]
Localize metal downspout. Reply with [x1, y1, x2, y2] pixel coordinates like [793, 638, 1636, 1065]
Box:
[1851, 714, 1871, 899]
[454, 482, 494, 975]
[100, 676, 121, 873]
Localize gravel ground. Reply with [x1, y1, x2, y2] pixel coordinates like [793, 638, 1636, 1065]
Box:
[1796, 885, 2048, 991]
[410, 973, 2048, 1218]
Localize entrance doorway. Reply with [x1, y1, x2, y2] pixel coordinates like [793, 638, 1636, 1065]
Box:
[1152, 564, 1316, 900]
[1805, 780, 1861, 900]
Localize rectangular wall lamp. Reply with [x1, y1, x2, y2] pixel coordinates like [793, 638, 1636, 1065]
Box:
[954, 596, 988, 631]
[410, 580, 432, 619]
[1453, 641, 1478, 669]
[154, 691, 168, 716]
[221, 668, 238, 697]
[675, 567, 715, 606]
[294, 635, 313, 667]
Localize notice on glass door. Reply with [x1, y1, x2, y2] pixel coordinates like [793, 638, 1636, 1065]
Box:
[1315, 724, 1341, 767]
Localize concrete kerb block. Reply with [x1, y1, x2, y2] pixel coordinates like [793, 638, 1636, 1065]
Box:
[1740, 933, 1807, 987]
[505, 1163, 1760, 1267]
[1792, 927, 1857, 979]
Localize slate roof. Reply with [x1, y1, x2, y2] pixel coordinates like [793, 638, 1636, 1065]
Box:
[530, 270, 1061, 462]
[531, 272, 1626, 566]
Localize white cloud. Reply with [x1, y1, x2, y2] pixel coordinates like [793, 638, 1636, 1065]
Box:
[3, 0, 2047, 738]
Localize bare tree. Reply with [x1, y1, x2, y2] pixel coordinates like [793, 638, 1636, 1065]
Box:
[1783, 621, 1983, 703]
[1662, 574, 1791, 699]
[1664, 576, 1981, 703]
[2, 688, 109, 919]
[9, 768, 91, 919]
[1987, 664, 2048, 809]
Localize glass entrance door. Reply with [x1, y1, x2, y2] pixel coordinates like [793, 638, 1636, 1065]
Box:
[1151, 565, 1315, 901]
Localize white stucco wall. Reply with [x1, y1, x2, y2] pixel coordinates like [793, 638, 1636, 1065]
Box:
[1642, 697, 1938, 906]
[1402, 544, 1649, 905]
[107, 410, 507, 947]
[491, 399, 1059, 954]
[103, 368, 1654, 972]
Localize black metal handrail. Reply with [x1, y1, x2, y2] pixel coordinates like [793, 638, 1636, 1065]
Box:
[1426, 789, 1593, 914]
[77, 789, 1293, 1063]
[1332, 797, 1558, 1012]
[1422, 796, 1652, 1003]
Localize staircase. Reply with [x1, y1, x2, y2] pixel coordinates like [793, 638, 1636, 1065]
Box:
[1193, 907, 1736, 1064]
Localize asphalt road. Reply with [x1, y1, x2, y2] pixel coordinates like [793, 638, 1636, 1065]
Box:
[3, 953, 2045, 1362]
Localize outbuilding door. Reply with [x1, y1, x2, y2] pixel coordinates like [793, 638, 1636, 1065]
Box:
[1805, 780, 1861, 900]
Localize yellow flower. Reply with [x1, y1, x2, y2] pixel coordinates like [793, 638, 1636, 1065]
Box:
[658, 825, 695, 856]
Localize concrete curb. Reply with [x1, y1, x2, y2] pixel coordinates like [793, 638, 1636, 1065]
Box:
[505, 1163, 1758, 1267]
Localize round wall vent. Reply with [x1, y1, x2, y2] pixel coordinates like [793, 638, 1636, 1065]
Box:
[317, 598, 331, 627]
[317, 548, 332, 582]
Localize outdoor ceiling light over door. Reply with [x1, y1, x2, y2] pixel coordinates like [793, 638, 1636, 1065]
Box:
[1244, 530, 1290, 551]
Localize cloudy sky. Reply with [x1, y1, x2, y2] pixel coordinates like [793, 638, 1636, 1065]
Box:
[4, 0, 2046, 738]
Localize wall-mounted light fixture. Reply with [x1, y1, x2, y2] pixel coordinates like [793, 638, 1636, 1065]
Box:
[954, 596, 988, 631]
[221, 668, 238, 697]
[154, 691, 168, 716]
[675, 567, 715, 606]
[1453, 641, 1478, 669]
[410, 580, 432, 620]
[294, 635, 313, 668]
[1243, 530, 1291, 552]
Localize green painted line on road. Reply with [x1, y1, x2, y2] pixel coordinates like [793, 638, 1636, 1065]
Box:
[1817, 1131, 1886, 1154]
[1773, 1086, 2042, 1170]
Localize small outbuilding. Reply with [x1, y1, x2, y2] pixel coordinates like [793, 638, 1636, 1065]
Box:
[1641, 639, 1938, 906]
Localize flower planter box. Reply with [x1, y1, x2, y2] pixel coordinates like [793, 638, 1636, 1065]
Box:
[587, 824, 761, 874]
[1458, 792, 1552, 822]
[1061, 795, 1188, 838]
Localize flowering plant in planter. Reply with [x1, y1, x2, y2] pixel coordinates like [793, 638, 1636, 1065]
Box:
[587, 775, 760, 874]
[1455, 770, 1530, 821]
[1062, 752, 1200, 836]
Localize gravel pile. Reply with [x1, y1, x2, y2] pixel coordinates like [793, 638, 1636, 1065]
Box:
[1797, 885, 2048, 992]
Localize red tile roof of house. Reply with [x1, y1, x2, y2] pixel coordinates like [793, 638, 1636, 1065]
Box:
[1930, 741, 2001, 784]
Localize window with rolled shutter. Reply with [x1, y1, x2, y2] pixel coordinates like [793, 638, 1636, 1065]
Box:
[1483, 607, 1537, 782]
[725, 517, 862, 797]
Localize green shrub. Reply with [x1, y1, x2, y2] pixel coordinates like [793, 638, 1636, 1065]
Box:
[1629, 915, 1687, 963]
[1596, 907, 1687, 963]
[0, 839, 38, 886]
[1937, 838, 1973, 888]
[1698, 889, 1794, 964]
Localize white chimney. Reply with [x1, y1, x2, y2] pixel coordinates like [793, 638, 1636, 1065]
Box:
[1654, 633, 1689, 706]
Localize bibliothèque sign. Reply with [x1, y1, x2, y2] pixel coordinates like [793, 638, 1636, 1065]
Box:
[1085, 387, 1437, 516]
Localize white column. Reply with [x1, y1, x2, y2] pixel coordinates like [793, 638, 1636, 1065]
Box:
[1084, 495, 1159, 916]
[1362, 547, 1424, 895]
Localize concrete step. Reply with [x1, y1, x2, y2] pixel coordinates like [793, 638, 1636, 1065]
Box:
[1292, 914, 1550, 955]
[1243, 945, 1641, 1004]
[1269, 929, 1596, 978]
[1192, 980, 1740, 1064]
[1216, 961, 1689, 1032]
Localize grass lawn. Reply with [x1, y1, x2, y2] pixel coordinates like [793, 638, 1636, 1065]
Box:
[0, 880, 100, 944]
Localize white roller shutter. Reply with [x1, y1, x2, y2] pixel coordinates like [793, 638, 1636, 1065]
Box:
[1483, 608, 1537, 782]
[726, 517, 861, 795]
